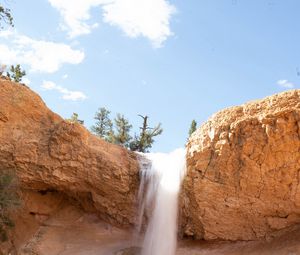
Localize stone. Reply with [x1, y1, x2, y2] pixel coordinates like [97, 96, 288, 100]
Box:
[0, 77, 140, 229]
[181, 90, 300, 241]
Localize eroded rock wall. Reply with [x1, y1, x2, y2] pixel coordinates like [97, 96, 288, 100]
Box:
[182, 90, 300, 240]
[3, 76, 300, 245]
[0, 77, 140, 227]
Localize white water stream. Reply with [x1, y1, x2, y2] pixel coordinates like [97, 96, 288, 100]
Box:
[136, 148, 186, 255]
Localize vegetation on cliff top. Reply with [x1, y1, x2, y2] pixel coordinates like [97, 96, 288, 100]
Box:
[188, 120, 197, 137]
[91, 107, 163, 152]
[68, 111, 199, 152]
[6, 64, 26, 83]
[66, 113, 84, 125]
[0, 4, 26, 84]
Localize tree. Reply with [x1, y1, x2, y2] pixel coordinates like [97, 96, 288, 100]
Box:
[113, 114, 132, 147]
[188, 119, 197, 137]
[0, 4, 13, 28]
[91, 107, 113, 141]
[91, 108, 163, 151]
[7, 65, 26, 83]
[130, 115, 163, 153]
[66, 113, 84, 124]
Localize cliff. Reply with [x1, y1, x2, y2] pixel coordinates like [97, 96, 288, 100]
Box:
[2, 76, 300, 253]
[182, 89, 300, 240]
[0, 77, 140, 227]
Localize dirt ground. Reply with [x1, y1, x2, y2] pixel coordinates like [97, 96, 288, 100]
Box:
[12, 203, 300, 255]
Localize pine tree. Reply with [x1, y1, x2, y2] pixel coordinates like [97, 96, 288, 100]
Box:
[188, 120, 197, 137]
[113, 114, 132, 147]
[130, 115, 163, 153]
[7, 65, 26, 83]
[91, 107, 113, 141]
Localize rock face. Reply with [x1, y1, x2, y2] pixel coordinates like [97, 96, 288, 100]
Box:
[10, 191, 134, 255]
[0, 77, 140, 228]
[182, 90, 300, 241]
[3, 75, 300, 249]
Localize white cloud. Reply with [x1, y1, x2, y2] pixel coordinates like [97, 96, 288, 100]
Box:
[62, 91, 87, 101]
[277, 79, 295, 89]
[48, 0, 106, 38]
[62, 74, 68, 79]
[48, 0, 176, 47]
[41, 81, 57, 90]
[41, 80, 87, 101]
[0, 30, 85, 73]
[102, 0, 176, 47]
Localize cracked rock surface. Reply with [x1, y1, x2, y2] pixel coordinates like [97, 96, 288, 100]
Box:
[181, 90, 300, 241]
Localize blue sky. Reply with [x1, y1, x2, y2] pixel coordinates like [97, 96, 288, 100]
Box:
[0, 0, 299, 152]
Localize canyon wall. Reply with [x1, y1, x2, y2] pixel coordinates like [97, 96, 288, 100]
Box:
[0, 77, 140, 228]
[1, 76, 300, 248]
[182, 90, 300, 240]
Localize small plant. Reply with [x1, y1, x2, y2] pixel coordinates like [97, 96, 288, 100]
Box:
[188, 119, 197, 137]
[0, 170, 20, 242]
[66, 113, 84, 124]
[7, 64, 26, 83]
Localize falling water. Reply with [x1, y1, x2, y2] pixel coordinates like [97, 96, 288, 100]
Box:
[136, 148, 186, 255]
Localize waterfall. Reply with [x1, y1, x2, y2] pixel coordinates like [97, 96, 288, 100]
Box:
[136, 148, 186, 255]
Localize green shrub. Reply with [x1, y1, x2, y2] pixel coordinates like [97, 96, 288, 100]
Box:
[0, 170, 20, 242]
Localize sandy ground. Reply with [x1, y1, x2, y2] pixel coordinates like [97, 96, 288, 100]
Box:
[17, 204, 300, 255]
[18, 205, 133, 255]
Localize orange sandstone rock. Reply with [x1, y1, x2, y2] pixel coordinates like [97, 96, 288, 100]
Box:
[0, 77, 139, 227]
[181, 90, 300, 241]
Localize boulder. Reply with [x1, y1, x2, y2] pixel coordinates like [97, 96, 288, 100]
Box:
[181, 90, 300, 240]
